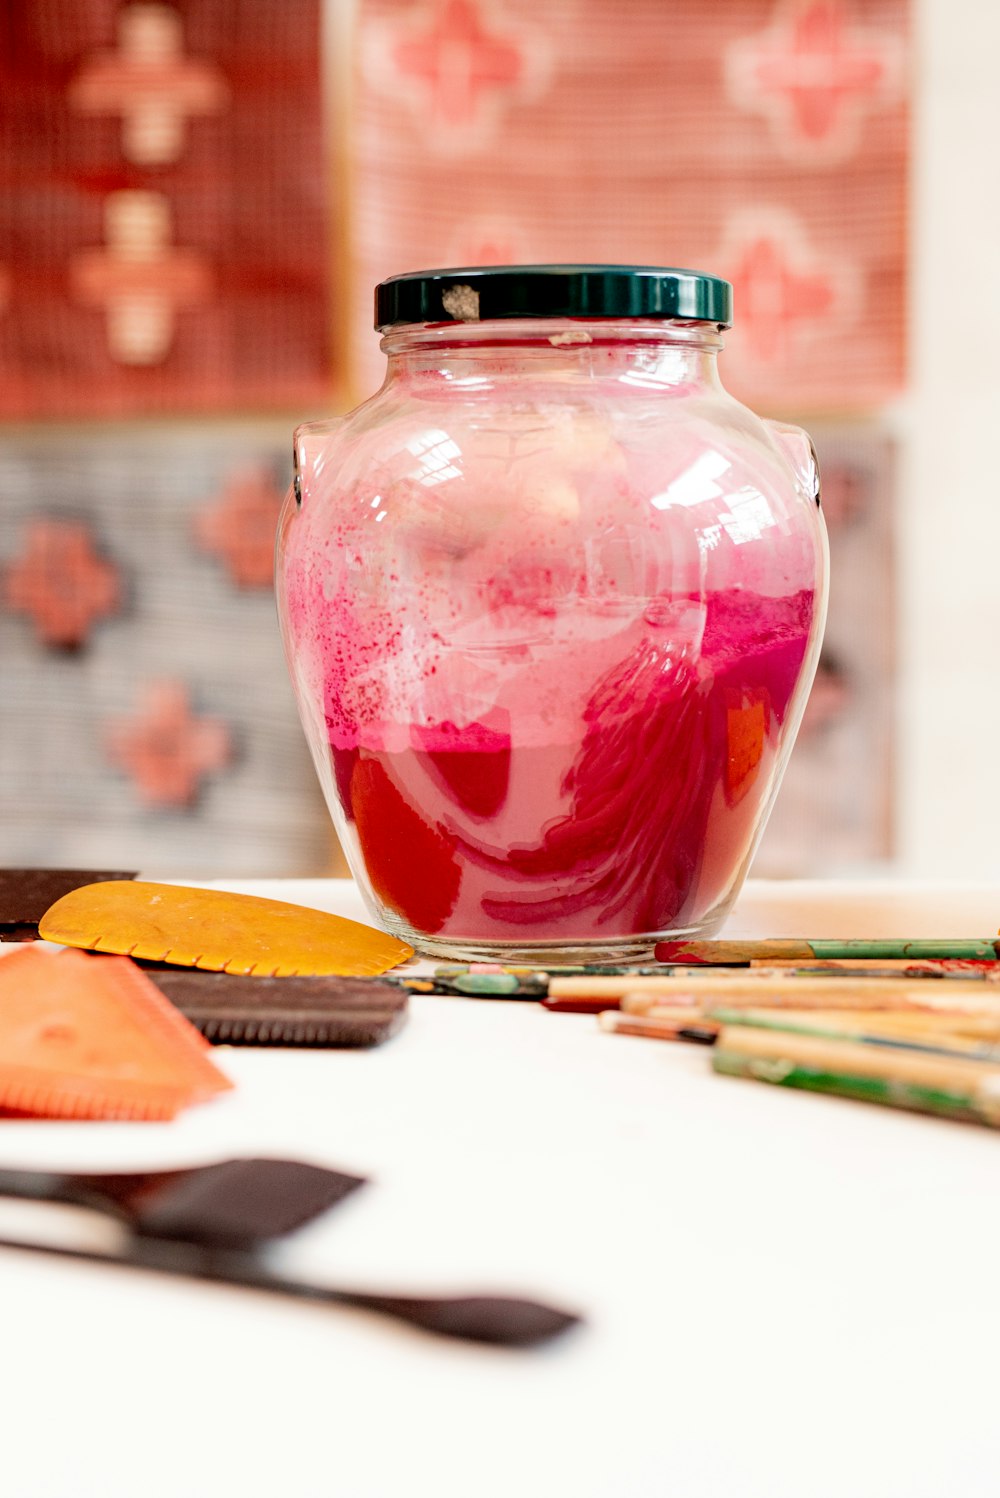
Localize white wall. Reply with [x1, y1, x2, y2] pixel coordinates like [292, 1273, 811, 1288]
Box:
[895, 0, 1000, 875]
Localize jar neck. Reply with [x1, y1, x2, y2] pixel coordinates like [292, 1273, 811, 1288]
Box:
[379, 319, 726, 392]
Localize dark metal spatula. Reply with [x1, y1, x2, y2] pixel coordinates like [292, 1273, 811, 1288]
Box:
[0, 1158, 366, 1249]
[0, 1231, 582, 1347]
[0, 1159, 582, 1346]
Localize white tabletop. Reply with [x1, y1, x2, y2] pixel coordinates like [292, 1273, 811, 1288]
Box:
[3, 878, 1000, 1498]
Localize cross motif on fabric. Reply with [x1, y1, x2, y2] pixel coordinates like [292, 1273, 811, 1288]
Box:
[70, 190, 212, 366]
[68, 3, 229, 166]
[727, 0, 903, 161]
[3, 519, 121, 650]
[195, 467, 284, 589]
[105, 681, 232, 808]
[371, 0, 549, 152]
[724, 224, 838, 365]
[816, 463, 864, 528]
[448, 217, 527, 268]
[799, 653, 851, 736]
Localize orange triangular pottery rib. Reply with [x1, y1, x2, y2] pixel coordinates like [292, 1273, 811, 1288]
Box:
[38, 881, 414, 977]
[0, 946, 232, 1120]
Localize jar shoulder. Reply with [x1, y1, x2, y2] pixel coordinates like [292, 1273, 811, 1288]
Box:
[301, 381, 819, 521]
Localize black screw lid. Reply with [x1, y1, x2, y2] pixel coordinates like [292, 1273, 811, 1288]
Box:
[375, 264, 733, 331]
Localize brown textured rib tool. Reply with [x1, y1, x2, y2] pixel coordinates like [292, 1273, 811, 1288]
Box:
[0, 867, 137, 941]
[38, 881, 414, 977]
[146, 970, 408, 1047]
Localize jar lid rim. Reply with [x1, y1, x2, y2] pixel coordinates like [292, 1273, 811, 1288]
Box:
[375, 265, 733, 331]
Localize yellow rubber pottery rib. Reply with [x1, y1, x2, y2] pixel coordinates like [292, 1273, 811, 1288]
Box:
[39, 882, 413, 977]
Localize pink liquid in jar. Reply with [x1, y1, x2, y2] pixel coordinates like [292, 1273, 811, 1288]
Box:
[279, 338, 825, 960]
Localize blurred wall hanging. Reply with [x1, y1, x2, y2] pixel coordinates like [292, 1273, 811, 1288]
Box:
[350, 0, 907, 410]
[0, 0, 331, 417]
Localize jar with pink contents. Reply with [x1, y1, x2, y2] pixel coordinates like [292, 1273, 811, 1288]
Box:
[276, 266, 828, 962]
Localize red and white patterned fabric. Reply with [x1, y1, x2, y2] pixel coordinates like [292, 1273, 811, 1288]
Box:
[0, 0, 330, 417]
[0, 1, 903, 877]
[351, 0, 908, 412]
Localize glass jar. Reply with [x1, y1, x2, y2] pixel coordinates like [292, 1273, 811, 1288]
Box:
[276, 266, 828, 962]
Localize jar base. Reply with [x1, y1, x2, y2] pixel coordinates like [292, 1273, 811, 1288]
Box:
[392, 915, 731, 968]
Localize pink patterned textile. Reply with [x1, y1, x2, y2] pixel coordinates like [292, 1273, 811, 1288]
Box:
[352, 0, 908, 411]
[0, 0, 330, 417]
